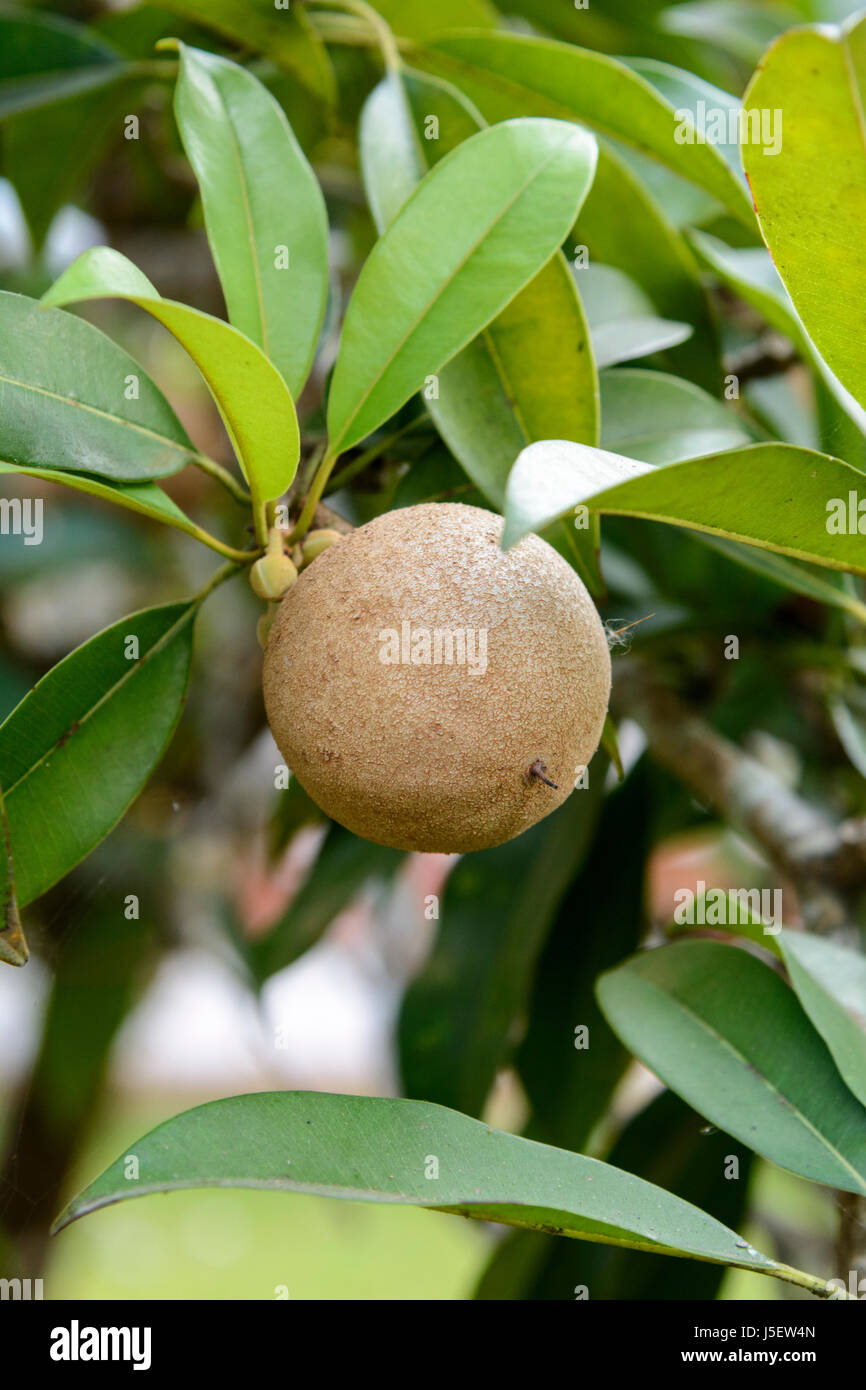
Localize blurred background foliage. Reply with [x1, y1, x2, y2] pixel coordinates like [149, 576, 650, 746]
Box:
[1, 0, 865, 1299]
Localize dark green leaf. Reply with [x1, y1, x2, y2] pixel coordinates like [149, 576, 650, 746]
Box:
[328, 116, 598, 456]
[597, 940, 866, 1195]
[0, 603, 197, 906]
[779, 931, 866, 1110]
[53, 1089, 788, 1289]
[171, 43, 329, 397]
[0, 8, 124, 119]
[0, 291, 194, 483]
[408, 31, 753, 221]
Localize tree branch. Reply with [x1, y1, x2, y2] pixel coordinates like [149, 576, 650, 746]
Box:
[613, 661, 866, 935]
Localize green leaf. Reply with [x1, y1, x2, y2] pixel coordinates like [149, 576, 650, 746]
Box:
[399, 786, 601, 1116]
[0, 460, 205, 541]
[251, 824, 404, 983]
[502, 439, 866, 578]
[576, 141, 720, 392]
[408, 31, 754, 222]
[158, 0, 336, 109]
[778, 931, 866, 1110]
[360, 71, 601, 587]
[370, 0, 498, 38]
[327, 116, 598, 456]
[695, 535, 866, 624]
[52, 1089, 789, 1288]
[42, 248, 300, 506]
[0, 291, 195, 483]
[687, 228, 866, 446]
[600, 368, 753, 463]
[0, 784, 27, 967]
[597, 940, 866, 1195]
[579, 265, 692, 369]
[0, 603, 197, 907]
[0, 7, 124, 118]
[743, 17, 866, 410]
[170, 43, 329, 398]
[477, 1090, 755, 1301]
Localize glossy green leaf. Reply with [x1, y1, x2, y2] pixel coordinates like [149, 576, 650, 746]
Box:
[327, 117, 598, 456]
[687, 228, 866, 447]
[744, 17, 866, 410]
[170, 43, 329, 397]
[597, 940, 866, 1195]
[0, 603, 197, 907]
[626, 57, 745, 179]
[0, 291, 195, 483]
[0, 784, 27, 967]
[53, 1089, 789, 1287]
[600, 368, 752, 463]
[408, 31, 754, 221]
[399, 786, 601, 1117]
[0, 461, 216, 549]
[779, 931, 866, 1110]
[159, 0, 336, 108]
[576, 142, 720, 391]
[0, 8, 124, 118]
[42, 248, 300, 505]
[477, 1090, 754, 1302]
[360, 72, 600, 586]
[252, 824, 404, 983]
[579, 265, 693, 368]
[502, 439, 866, 578]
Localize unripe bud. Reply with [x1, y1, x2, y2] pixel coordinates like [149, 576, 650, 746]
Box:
[257, 607, 276, 649]
[250, 528, 297, 601]
[301, 528, 343, 567]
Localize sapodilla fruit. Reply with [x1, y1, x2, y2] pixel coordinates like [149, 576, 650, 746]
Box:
[262, 502, 610, 853]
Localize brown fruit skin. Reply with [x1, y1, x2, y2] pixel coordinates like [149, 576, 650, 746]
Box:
[263, 502, 610, 853]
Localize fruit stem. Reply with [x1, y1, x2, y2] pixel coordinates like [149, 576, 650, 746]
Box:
[289, 448, 339, 543]
[308, 0, 401, 73]
[190, 453, 251, 506]
[193, 560, 245, 605]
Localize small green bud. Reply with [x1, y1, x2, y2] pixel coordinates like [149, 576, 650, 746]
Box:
[250, 529, 298, 601]
[301, 528, 343, 567]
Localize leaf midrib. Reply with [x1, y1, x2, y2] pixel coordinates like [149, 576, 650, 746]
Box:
[0, 371, 190, 457]
[333, 136, 572, 453]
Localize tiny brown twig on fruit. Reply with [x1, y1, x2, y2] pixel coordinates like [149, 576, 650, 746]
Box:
[528, 760, 558, 789]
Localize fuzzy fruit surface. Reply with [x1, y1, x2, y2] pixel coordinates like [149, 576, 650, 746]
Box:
[263, 502, 611, 852]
